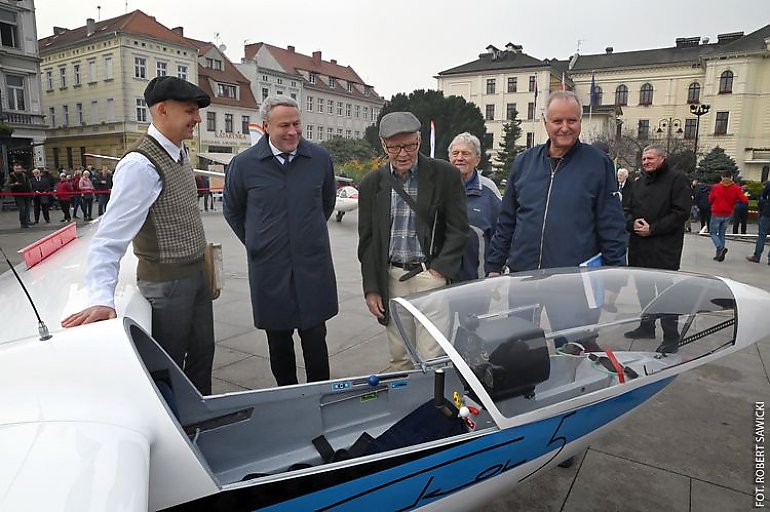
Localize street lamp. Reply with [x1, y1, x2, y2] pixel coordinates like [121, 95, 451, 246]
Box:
[689, 103, 711, 158]
[656, 117, 683, 154]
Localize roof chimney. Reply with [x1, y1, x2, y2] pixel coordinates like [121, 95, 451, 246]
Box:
[86, 18, 95, 36]
[605, 46, 614, 54]
[287, 45, 295, 53]
[312, 50, 322, 63]
[171, 26, 184, 36]
[717, 31, 744, 44]
[330, 59, 337, 65]
[53, 26, 68, 36]
[675, 37, 700, 48]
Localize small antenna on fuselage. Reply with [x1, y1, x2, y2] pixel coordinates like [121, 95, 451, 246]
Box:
[0, 247, 52, 341]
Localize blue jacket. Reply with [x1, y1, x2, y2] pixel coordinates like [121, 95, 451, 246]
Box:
[224, 137, 338, 330]
[486, 140, 626, 272]
[459, 170, 501, 280]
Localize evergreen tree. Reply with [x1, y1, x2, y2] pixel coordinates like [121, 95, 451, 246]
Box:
[694, 146, 738, 183]
[494, 115, 523, 173]
[364, 89, 489, 168]
[320, 136, 377, 166]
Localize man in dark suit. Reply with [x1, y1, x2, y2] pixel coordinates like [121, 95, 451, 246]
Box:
[357, 112, 469, 370]
[224, 96, 338, 386]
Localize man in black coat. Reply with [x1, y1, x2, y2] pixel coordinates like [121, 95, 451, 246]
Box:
[623, 144, 692, 354]
[358, 112, 468, 370]
[7, 162, 32, 228]
[224, 96, 338, 386]
[30, 168, 53, 224]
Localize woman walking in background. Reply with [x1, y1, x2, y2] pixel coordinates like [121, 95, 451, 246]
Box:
[79, 170, 95, 221]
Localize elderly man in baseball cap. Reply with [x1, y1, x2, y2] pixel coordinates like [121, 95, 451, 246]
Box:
[63, 76, 217, 395]
[357, 111, 469, 370]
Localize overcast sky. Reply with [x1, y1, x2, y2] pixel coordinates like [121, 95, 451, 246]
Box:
[34, 0, 770, 99]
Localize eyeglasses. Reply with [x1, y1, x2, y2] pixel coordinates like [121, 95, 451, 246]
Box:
[384, 142, 419, 155]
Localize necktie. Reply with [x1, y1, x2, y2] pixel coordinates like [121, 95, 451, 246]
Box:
[279, 153, 292, 166]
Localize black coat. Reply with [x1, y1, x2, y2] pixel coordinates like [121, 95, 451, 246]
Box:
[357, 153, 469, 314]
[224, 137, 338, 330]
[624, 162, 692, 270]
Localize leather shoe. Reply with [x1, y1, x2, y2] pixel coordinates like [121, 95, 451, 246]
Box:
[747, 255, 760, 263]
[717, 247, 728, 262]
[656, 342, 679, 354]
[624, 326, 656, 339]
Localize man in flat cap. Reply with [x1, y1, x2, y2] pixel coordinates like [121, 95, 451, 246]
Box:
[224, 95, 338, 387]
[63, 76, 216, 395]
[358, 111, 468, 370]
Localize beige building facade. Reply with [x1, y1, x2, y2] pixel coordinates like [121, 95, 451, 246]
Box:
[38, 10, 199, 170]
[438, 27, 770, 181]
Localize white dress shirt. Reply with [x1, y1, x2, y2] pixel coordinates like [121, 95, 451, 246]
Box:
[86, 124, 184, 309]
[268, 139, 295, 164]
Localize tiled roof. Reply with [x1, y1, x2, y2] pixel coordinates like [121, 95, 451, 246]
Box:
[438, 49, 548, 76]
[38, 10, 197, 52]
[244, 42, 384, 103]
[186, 37, 258, 109]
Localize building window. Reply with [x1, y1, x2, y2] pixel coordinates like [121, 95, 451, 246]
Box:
[687, 82, 701, 104]
[486, 79, 496, 94]
[327, 127, 333, 139]
[177, 65, 188, 80]
[214, 60, 223, 71]
[506, 103, 517, 121]
[337, 101, 343, 116]
[355, 130, 360, 138]
[346, 103, 351, 117]
[355, 105, 360, 118]
[309, 73, 316, 84]
[637, 119, 650, 140]
[614, 84, 628, 106]
[527, 102, 535, 120]
[76, 103, 84, 124]
[363, 106, 368, 119]
[217, 83, 237, 98]
[73, 63, 81, 85]
[205, 57, 214, 68]
[241, 115, 249, 134]
[318, 98, 324, 113]
[136, 98, 147, 122]
[337, 128, 343, 136]
[45, 70, 53, 90]
[684, 119, 697, 140]
[276, 90, 283, 95]
[526, 132, 534, 148]
[63, 105, 69, 126]
[59, 67, 67, 88]
[88, 60, 96, 82]
[207, 112, 216, 131]
[719, 70, 733, 94]
[714, 111, 729, 135]
[318, 127, 324, 141]
[307, 96, 314, 112]
[639, 83, 653, 105]
[5, 75, 25, 110]
[91, 101, 98, 123]
[48, 107, 55, 127]
[0, 8, 19, 48]
[104, 56, 113, 79]
[106, 98, 115, 121]
[507, 77, 517, 93]
[306, 125, 313, 140]
[262, 88, 269, 100]
[225, 113, 233, 133]
[347, 81, 354, 93]
[290, 93, 296, 100]
[346, 129, 352, 138]
[592, 86, 603, 106]
[262, 74, 269, 82]
[364, 86, 371, 97]
[329, 77, 336, 88]
[528, 75, 536, 92]
[134, 57, 147, 79]
[485, 104, 495, 120]
[277, 77, 283, 85]
[156, 61, 167, 77]
[327, 100, 334, 114]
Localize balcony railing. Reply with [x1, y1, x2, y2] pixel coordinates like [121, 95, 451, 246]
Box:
[1, 112, 48, 127]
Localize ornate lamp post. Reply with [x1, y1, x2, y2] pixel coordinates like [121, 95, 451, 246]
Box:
[656, 117, 683, 154]
[689, 103, 711, 158]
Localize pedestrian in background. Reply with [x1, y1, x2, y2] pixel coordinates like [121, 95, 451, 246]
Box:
[693, 179, 711, 233]
[732, 183, 750, 234]
[30, 168, 53, 224]
[79, 170, 95, 221]
[7, 162, 32, 228]
[55, 172, 73, 222]
[747, 180, 770, 264]
[708, 171, 748, 261]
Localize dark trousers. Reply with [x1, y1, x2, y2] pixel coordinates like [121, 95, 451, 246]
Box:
[732, 209, 748, 234]
[71, 194, 82, 217]
[698, 209, 711, 230]
[138, 270, 215, 395]
[59, 199, 71, 221]
[97, 191, 109, 216]
[14, 196, 31, 227]
[266, 323, 329, 386]
[635, 275, 680, 343]
[33, 195, 50, 223]
[82, 197, 93, 219]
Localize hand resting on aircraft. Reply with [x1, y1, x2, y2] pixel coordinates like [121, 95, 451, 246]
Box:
[61, 305, 117, 327]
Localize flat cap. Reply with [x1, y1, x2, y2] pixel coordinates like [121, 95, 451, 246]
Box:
[379, 112, 421, 138]
[144, 76, 210, 108]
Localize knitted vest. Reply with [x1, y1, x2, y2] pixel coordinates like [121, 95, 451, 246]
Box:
[128, 135, 206, 281]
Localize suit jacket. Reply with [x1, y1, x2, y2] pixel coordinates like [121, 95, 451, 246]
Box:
[357, 153, 469, 315]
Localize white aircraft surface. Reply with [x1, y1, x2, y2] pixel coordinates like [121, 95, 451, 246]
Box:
[1, 220, 768, 511]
